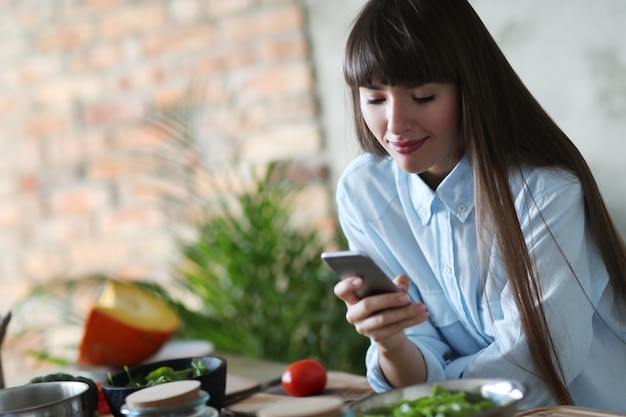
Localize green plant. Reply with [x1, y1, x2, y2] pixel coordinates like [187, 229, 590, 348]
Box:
[173, 163, 369, 372]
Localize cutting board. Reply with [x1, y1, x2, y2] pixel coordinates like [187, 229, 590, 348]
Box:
[225, 371, 374, 415]
[227, 373, 264, 397]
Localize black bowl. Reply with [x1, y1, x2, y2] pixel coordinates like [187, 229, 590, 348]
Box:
[101, 356, 227, 417]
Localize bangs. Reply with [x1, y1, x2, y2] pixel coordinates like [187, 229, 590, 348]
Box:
[344, 0, 458, 88]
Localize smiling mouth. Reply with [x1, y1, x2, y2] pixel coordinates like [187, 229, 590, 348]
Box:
[389, 138, 427, 154]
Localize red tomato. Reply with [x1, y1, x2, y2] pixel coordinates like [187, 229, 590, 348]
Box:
[281, 359, 327, 397]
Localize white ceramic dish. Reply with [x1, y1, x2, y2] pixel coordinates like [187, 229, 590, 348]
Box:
[348, 378, 525, 417]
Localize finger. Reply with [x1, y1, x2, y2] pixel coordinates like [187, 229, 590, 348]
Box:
[355, 303, 429, 337]
[334, 277, 363, 305]
[360, 291, 412, 314]
[346, 292, 413, 327]
[393, 274, 411, 293]
[355, 313, 424, 339]
[368, 314, 428, 343]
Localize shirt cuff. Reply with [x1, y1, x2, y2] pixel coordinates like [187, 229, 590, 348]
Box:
[365, 341, 448, 391]
[365, 343, 393, 392]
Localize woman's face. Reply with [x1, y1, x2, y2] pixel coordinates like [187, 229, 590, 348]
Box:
[359, 81, 463, 188]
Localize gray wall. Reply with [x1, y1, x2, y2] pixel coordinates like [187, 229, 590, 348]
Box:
[305, 0, 626, 237]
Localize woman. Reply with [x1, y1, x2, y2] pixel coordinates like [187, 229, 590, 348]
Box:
[333, 0, 626, 411]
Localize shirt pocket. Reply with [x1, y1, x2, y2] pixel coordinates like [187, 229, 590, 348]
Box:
[421, 290, 459, 328]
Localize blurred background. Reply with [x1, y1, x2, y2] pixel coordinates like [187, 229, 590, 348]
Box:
[1, 0, 625, 383]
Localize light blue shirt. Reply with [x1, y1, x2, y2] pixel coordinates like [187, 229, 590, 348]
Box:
[336, 153, 626, 411]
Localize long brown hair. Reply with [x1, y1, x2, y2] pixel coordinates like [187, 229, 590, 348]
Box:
[344, 0, 626, 405]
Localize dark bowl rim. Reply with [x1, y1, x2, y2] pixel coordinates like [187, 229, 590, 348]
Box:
[101, 355, 227, 390]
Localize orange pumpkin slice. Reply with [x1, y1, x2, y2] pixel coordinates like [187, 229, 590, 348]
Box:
[78, 281, 179, 368]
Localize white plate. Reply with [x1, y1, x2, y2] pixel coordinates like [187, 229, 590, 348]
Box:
[144, 339, 214, 363]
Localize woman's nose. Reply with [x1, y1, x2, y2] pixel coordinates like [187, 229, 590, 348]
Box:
[387, 100, 412, 135]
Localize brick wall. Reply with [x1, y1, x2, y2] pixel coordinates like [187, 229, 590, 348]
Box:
[0, 0, 330, 317]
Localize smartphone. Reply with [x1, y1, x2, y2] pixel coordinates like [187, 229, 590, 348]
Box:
[321, 250, 401, 298]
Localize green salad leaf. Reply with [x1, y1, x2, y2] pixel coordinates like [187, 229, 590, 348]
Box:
[358, 384, 497, 417]
[111, 358, 210, 387]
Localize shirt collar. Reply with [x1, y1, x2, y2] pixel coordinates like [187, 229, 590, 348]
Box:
[408, 156, 475, 225]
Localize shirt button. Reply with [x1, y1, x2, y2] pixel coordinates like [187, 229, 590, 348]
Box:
[418, 208, 427, 216]
[457, 204, 467, 213]
[443, 266, 452, 275]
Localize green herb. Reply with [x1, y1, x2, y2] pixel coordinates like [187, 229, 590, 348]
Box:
[108, 359, 210, 387]
[191, 358, 210, 376]
[358, 385, 497, 417]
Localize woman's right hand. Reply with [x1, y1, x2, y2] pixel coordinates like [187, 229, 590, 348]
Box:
[334, 274, 430, 387]
[333, 274, 429, 351]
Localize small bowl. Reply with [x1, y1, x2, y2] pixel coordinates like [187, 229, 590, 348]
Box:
[0, 381, 90, 417]
[102, 356, 227, 417]
[348, 378, 525, 417]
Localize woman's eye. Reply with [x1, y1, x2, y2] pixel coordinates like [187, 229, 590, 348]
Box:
[414, 95, 434, 104]
[366, 97, 385, 105]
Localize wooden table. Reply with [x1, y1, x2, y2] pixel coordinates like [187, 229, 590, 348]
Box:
[219, 353, 286, 386]
[14, 351, 624, 417]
